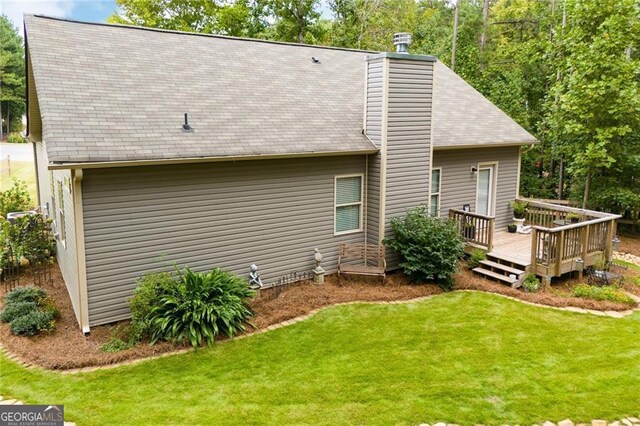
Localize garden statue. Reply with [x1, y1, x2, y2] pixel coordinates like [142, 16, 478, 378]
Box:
[313, 248, 325, 284]
[249, 264, 263, 289]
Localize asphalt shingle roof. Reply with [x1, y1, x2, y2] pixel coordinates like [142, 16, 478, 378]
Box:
[25, 16, 536, 165]
[432, 61, 537, 148]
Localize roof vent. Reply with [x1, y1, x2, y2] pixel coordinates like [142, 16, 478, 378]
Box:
[393, 32, 412, 54]
[311, 56, 320, 63]
[182, 112, 193, 132]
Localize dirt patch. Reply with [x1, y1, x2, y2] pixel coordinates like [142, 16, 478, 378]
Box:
[1, 264, 637, 371]
[455, 268, 635, 312]
[618, 233, 640, 257]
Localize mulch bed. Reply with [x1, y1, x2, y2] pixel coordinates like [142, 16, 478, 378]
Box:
[1, 261, 638, 371]
[619, 232, 640, 257]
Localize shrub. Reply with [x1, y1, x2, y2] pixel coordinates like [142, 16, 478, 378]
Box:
[129, 272, 178, 342]
[522, 274, 541, 293]
[7, 133, 26, 144]
[100, 337, 133, 353]
[3, 286, 46, 305]
[9, 310, 56, 336]
[384, 206, 465, 291]
[572, 284, 635, 305]
[1, 286, 58, 336]
[0, 179, 32, 219]
[150, 267, 255, 347]
[467, 248, 487, 270]
[0, 301, 37, 323]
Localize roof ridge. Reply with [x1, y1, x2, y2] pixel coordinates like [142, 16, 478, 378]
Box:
[24, 14, 379, 55]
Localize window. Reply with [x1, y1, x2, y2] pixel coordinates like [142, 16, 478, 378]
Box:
[430, 168, 441, 217]
[335, 175, 363, 234]
[57, 181, 66, 246]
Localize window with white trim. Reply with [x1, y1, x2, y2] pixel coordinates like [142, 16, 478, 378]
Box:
[430, 168, 441, 217]
[57, 180, 66, 246]
[335, 175, 363, 234]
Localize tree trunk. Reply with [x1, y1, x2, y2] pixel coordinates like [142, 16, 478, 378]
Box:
[451, 1, 460, 71]
[582, 173, 591, 209]
[558, 156, 564, 200]
[480, 0, 489, 52]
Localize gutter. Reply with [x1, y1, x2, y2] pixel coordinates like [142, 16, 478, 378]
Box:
[47, 149, 380, 170]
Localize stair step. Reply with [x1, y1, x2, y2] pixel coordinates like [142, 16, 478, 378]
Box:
[472, 267, 517, 284]
[479, 260, 525, 276]
[486, 252, 530, 269]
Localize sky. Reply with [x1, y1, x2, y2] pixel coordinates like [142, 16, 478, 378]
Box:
[2, 0, 117, 36]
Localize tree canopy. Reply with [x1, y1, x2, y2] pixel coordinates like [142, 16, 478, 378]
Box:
[0, 14, 26, 136]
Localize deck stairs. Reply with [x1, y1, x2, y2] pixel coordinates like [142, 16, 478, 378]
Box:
[472, 252, 530, 287]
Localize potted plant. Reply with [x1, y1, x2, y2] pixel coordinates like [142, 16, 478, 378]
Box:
[507, 223, 517, 233]
[510, 200, 528, 219]
[566, 212, 581, 223]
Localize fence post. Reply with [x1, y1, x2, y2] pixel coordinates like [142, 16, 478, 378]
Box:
[579, 225, 589, 280]
[487, 217, 494, 252]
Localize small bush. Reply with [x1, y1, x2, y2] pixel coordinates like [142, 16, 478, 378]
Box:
[150, 267, 255, 348]
[7, 133, 27, 144]
[467, 248, 487, 270]
[129, 272, 178, 342]
[9, 310, 56, 336]
[100, 337, 133, 353]
[384, 206, 465, 291]
[522, 274, 541, 293]
[572, 284, 635, 305]
[0, 301, 38, 323]
[0, 179, 32, 219]
[1, 286, 58, 336]
[4, 286, 47, 305]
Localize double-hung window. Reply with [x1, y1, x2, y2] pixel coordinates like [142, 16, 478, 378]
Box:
[430, 168, 441, 217]
[335, 175, 363, 234]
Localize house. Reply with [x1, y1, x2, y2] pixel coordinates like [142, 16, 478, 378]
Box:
[25, 15, 539, 332]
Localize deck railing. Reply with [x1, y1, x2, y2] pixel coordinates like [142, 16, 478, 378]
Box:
[449, 209, 495, 251]
[521, 199, 621, 280]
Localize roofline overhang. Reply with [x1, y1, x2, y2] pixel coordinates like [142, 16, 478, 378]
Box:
[433, 141, 538, 151]
[47, 149, 380, 170]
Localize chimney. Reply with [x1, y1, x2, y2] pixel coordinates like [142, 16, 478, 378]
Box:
[392, 32, 412, 54]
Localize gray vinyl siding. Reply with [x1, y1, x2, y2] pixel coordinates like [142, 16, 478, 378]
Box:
[365, 57, 384, 147]
[433, 146, 520, 229]
[384, 59, 434, 268]
[33, 142, 80, 323]
[366, 153, 381, 246]
[82, 156, 367, 326]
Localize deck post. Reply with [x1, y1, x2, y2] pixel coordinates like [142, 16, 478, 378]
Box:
[579, 225, 589, 280]
[488, 218, 494, 252]
[555, 229, 565, 276]
[530, 228, 537, 276]
[604, 218, 615, 262]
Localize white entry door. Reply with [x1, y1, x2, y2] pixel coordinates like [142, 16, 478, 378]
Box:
[476, 165, 495, 216]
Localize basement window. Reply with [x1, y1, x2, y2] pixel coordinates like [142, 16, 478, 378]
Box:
[335, 175, 363, 235]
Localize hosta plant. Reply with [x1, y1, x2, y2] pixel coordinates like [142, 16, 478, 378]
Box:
[150, 267, 255, 348]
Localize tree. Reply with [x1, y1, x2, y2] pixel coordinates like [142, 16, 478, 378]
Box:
[544, 0, 640, 207]
[266, 0, 321, 43]
[0, 15, 26, 137]
[108, 0, 268, 37]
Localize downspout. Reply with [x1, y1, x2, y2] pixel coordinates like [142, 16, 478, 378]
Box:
[72, 169, 90, 334]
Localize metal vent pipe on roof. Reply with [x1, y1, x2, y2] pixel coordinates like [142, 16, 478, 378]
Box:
[393, 32, 412, 53]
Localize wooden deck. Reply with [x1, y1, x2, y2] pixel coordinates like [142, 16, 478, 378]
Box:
[489, 231, 532, 267]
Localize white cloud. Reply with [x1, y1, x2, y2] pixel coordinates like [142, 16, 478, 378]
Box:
[1, 0, 76, 37]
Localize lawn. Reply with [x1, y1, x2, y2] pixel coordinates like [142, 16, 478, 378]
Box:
[0, 159, 38, 204]
[1, 292, 639, 425]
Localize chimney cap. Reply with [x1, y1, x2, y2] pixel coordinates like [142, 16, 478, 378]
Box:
[393, 32, 412, 53]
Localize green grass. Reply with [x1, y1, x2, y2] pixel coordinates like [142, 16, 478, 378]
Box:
[0, 160, 38, 205]
[1, 292, 640, 425]
[615, 259, 640, 272]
